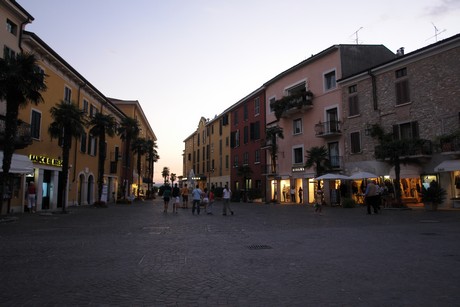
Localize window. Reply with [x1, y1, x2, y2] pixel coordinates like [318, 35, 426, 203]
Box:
[328, 142, 340, 168]
[3, 46, 15, 59]
[269, 97, 276, 113]
[293, 118, 302, 135]
[30, 110, 41, 139]
[234, 155, 239, 167]
[64, 86, 72, 103]
[89, 104, 97, 117]
[243, 126, 248, 144]
[254, 97, 260, 115]
[225, 155, 229, 169]
[348, 85, 359, 116]
[6, 19, 17, 36]
[244, 103, 248, 121]
[233, 110, 238, 125]
[350, 132, 361, 154]
[243, 152, 249, 165]
[231, 130, 240, 148]
[395, 67, 410, 105]
[293, 146, 304, 164]
[254, 149, 260, 163]
[80, 133, 87, 153]
[324, 70, 336, 91]
[188, 153, 191, 161]
[83, 99, 89, 114]
[88, 134, 97, 156]
[394, 121, 419, 140]
[250, 121, 260, 140]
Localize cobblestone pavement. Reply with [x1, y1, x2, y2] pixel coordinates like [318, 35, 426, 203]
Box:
[1, 200, 460, 306]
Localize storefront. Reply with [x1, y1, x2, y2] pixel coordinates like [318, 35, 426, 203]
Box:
[390, 164, 423, 204]
[28, 154, 62, 211]
[434, 159, 460, 208]
[0, 152, 34, 214]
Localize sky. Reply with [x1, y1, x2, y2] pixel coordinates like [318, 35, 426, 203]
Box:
[17, 0, 460, 183]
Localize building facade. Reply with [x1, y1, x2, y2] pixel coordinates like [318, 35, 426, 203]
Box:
[0, 1, 157, 213]
[228, 87, 266, 201]
[340, 34, 460, 207]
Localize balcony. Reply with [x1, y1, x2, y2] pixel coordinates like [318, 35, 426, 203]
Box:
[0, 115, 32, 150]
[270, 91, 313, 119]
[315, 121, 341, 138]
[440, 135, 460, 156]
[375, 139, 432, 160]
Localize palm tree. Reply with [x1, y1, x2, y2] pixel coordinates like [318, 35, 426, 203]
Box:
[117, 116, 140, 199]
[170, 173, 176, 186]
[0, 53, 47, 214]
[265, 125, 284, 174]
[132, 137, 147, 199]
[145, 139, 159, 198]
[162, 167, 170, 184]
[370, 124, 405, 206]
[305, 146, 330, 189]
[49, 100, 87, 212]
[89, 112, 117, 204]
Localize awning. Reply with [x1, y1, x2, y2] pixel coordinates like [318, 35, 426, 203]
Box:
[0, 151, 34, 174]
[389, 164, 421, 178]
[434, 160, 460, 172]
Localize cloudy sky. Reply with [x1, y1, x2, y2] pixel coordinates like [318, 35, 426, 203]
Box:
[18, 0, 460, 183]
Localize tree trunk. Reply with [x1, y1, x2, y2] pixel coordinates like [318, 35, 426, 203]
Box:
[61, 133, 72, 212]
[97, 134, 106, 202]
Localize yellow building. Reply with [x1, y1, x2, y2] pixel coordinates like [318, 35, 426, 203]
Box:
[109, 98, 157, 198]
[12, 32, 126, 211]
[183, 113, 231, 190]
[0, 1, 157, 213]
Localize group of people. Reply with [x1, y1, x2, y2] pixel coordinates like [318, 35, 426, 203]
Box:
[282, 186, 304, 203]
[162, 183, 234, 216]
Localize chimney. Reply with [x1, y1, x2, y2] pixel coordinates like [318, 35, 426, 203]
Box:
[396, 47, 405, 56]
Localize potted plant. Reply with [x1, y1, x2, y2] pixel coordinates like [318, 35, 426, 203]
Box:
[421, 181, 447, 211]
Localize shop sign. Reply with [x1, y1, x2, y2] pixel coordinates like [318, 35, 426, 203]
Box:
[29, 154, 63, 167]
[292, 167, 305, 172]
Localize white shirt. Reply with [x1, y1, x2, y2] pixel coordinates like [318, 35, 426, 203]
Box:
[223, 188, 231, 199]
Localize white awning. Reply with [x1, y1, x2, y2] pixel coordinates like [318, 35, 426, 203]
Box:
[434, 160, 460, 172]
[389, 164, 422, 178]
[0, 151, 34, 174]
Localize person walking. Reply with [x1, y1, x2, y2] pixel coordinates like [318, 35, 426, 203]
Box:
[315, 188, 323, 215]
[365, 180, 379, 214]
[26, 181, 36, 213]
[191, 185, 203, 215]
[298, 187, 303, 204]
[206, 188, 215, 215]
[171, 183, 180, 214]
[222, 184, 233, 216]
[181, 184, 189, 208]
[162, 184, 172, 213]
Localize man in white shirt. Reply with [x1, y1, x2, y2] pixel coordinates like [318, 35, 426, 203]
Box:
[223, 184, 233, 216]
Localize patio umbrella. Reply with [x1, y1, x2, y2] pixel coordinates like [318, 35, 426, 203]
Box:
[315, 173, 350, 180]
[349, 171, 379, 179]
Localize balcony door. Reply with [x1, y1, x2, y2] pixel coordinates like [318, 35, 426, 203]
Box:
[326, 108, 338, 133]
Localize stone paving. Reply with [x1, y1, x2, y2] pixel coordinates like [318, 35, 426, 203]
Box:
[1, 199, 460, 306]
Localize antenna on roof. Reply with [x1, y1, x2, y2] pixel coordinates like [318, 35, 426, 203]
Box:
[426, 22, 446, 42]
[350, 27, 363, 44]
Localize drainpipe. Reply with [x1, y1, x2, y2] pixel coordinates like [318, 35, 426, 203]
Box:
[369, 70, 378, 110]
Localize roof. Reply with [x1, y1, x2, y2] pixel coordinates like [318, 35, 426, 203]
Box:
[338, 33, 460, 83]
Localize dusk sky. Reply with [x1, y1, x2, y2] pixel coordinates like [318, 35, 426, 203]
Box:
[18, 0, 460, 183]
